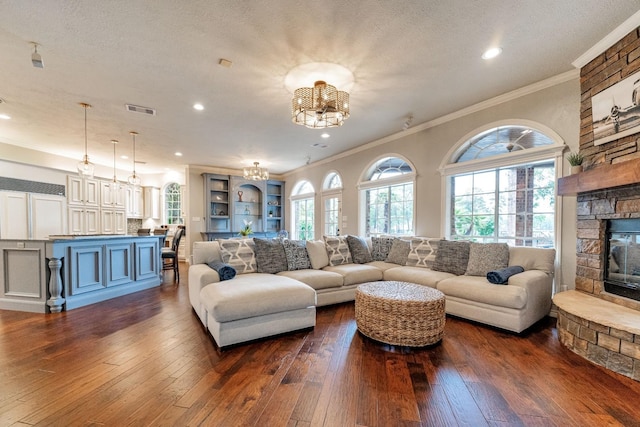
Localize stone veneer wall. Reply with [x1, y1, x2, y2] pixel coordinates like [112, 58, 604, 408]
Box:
[576, 25, 640, 309]
[557, 307, 640, 381]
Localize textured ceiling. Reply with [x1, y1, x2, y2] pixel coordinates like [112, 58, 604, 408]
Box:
[0, 1, 639, 175]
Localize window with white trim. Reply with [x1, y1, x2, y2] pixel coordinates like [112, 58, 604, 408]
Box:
[291, 180, 315, 240]
[164, 182, 183, 225]
[322, 172, 342, 236]
[443, 124, 562, 247]
[360, 156, 415, 236]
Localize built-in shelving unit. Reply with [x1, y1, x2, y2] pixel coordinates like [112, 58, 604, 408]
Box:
[202, 174, 285, 240]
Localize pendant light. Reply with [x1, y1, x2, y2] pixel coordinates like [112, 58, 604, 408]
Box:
[76, 102, 95, 178]
[109, 140, 120, 203]
[127, 131, 141, 187]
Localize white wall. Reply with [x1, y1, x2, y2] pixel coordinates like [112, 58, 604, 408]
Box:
[283, 78, 580, 291]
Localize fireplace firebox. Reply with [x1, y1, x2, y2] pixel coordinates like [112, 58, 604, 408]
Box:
[605, 218, 640, 302]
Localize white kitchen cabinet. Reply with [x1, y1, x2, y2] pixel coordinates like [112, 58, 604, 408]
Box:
[69, 206, 100, 235]
[0, 191, 66, 239]
[143, 187, 160, 219]
[100, 181, 126, 209]
[100, 209, 127, 234]
[67, 176, 100, 207]
[126, 186, 143, 218]
[0, 191, 29, 239]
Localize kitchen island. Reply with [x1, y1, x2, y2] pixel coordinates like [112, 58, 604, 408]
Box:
[0, 235, 164, 313]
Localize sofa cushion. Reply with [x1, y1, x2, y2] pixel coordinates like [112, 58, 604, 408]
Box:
[278, 269, 344, 290]
[253, 238, 288, 274]
[346, 235, 373, 264]
[200, 273, 316, 323]
[366, 260, 400, 272]
[324, 235, 352, 266]
[436, 275, 527, 310]
[465, 242, 509, 276]
[306, 240, 330, 269]
[323, 264, 383, 285]
[192, 241, 222, 265]
[385, 239, 410, 265]
[282, 239, 312, 270]
[383, 266, 455, 288]
[218, 238, 257, 274]
[406, 237, 440, 269]
[371, 236, 395, 261]
[508, 247, 556, 274]
[433, 240, 470, 275]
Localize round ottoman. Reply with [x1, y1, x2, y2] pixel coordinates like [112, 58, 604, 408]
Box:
[355, 281, 445, 347]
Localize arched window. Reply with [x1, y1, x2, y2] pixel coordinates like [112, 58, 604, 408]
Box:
[359, 156, 415, 236]
[291, 180, 315, 240]
[322, 172, 343, 236]
[164, 182, 183, 225]
[440, 122, 565, 247]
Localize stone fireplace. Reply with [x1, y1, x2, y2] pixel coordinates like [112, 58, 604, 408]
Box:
[553, 24, 640, 382]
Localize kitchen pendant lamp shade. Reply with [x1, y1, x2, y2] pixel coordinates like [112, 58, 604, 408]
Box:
[76, 103, 95, 178]
[127, 131, 141, 187]
[292, 80, 349, 129]
[243, 162, 269, 181]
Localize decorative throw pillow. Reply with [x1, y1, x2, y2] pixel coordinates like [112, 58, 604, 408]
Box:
[218, 238, 257, 274]
[346, 235, 373, 264]
[405, 237, 440, 269]
[324, 235, 352, 266]
[432, 240, 470, 275]
[282, 239, 312, 270]
[306, 240, 330, 269]
[385, 239, 411, 265]
[371, 236, 395, 261]
[252, 238, 288, 274]
[465, 242, 510, 276]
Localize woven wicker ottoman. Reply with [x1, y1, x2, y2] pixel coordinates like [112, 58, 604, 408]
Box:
[355, 281, 445, 347]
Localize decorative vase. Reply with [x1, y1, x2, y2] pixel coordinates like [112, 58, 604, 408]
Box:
[571, 165, 583, 174]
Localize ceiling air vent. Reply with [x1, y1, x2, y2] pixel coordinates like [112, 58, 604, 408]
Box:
[125, 104, 156, 116]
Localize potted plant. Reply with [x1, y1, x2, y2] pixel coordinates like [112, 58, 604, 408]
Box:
[239, 220, 253, 237]
[268, 209, 273, 217]
[567, 151, 584, 174]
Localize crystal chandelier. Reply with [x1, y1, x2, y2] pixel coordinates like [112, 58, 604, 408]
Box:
[292, 80, 349, 129]
[243, 162, 269, 181]
[127, 131, 141, 187]
[76, 102, 95, 178]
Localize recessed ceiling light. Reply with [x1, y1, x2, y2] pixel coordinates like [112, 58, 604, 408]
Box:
[175, 152, 183, 156]
[0, 114, 10, 120]
[482, 47, 502, 60]
[121, 155, 129, 159]
[193, 103, 204, 111]
[321, 133, 330, 139]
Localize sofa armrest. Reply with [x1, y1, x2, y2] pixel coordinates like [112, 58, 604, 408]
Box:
[188, 264, 221, 320]
[507, 269, 553, 310]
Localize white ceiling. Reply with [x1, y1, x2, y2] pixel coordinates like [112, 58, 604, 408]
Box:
[0, 1, 639, 176]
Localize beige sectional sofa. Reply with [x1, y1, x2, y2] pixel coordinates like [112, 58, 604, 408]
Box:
[189, 236, 556, 348]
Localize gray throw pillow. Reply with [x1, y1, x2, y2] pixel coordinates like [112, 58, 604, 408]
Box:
[282, 239, 312, 270]
[346, 235, 373, 264]
[385, 239, 410, 265]
[465, 242, 510, 276]
[432, 240, 470, 275]
[253, 238, 288, 274]
[371, 236, 395, 261]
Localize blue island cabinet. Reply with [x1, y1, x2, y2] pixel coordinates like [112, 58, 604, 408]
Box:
[45, 235, 162, 312]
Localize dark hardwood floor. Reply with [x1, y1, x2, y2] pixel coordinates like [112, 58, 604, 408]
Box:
[1, 264, 640, 426]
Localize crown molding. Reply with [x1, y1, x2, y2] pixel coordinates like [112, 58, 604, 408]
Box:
[572, 10, 640, 69]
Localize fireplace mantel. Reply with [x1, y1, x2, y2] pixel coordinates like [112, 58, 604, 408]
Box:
[557, 157, 640, 196]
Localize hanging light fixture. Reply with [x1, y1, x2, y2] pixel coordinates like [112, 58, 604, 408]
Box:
[76, 102, 95, 178]
[109, 139, 120, 194]
[127, 131, 141, 187]
[243, 162, 269, 181]
[292, 80, 349, 129]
